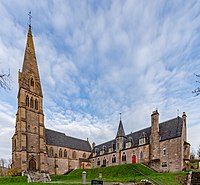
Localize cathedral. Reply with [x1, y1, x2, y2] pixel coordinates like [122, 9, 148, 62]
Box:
[12, 26, 190, 175]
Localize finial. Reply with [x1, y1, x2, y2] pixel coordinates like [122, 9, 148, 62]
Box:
[177, 109, 179, 117]
[28, 11, 32, 27]
[119, 113, 122, 121]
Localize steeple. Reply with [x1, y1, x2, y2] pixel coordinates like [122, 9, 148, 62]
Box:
[19, 25, 42, 96]
[12, 22, 48, 173]
[116, 114, 125, 138]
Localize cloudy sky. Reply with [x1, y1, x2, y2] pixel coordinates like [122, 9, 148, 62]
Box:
[0, 0, 200, 160]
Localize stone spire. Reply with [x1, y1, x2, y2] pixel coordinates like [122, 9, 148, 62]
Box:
[19, 25, 42, 96]
[116, 114, 125, 138]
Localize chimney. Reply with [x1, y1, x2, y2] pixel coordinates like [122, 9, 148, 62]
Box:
[92, 142, 96, 149]
[182, 112, 187, 141]
[151, 109, 159, 133]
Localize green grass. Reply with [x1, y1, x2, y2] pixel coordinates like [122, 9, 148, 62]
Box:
[51, 163, 187, 184]
[0, 164, 188, 185]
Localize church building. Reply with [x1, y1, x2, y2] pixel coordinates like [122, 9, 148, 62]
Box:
[12, 26, 190, 174]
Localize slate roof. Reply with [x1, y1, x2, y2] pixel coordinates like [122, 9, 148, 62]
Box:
[45, 129, 91, 152]
[92, 116, 183, 156]
[116, 120, 126, 138]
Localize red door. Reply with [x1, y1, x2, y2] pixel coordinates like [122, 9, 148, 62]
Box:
[132, 155, 136, 164]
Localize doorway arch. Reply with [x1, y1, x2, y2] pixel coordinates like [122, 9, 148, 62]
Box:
[29, 159, 36, 171]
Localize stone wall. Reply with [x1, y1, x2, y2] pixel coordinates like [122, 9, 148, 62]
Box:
[91, 144, 150, 168]
[159, 137, 182, 172]
[46, 145, 90, 174]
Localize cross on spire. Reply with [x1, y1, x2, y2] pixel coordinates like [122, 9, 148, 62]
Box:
[119, 113, 122, 121]
[28, 11, 32, 27]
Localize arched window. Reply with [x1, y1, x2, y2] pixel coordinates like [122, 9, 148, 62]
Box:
[103, 157, 106, 166]
[35, 99, 38, 110]
[64, 149, 67, 158]
[112, 154, 116, 163]
[30, 97, 34, 108]
[13, 139, 16, 150]
[59, 148, 62, 158]
[31, 78, 34, 87]
[72, 151, 76, 159]
[97, 158, 100, 166]
[50, 147, 54, 157]
[122, 152, 126, 162]
[83, 153, 86, 158]
[27, 125, 30, 132]
[140, 151, 143, 159]
[26, 95, 29, 107]
[163, 148, 166, 156]
[34, 127, 37, 133]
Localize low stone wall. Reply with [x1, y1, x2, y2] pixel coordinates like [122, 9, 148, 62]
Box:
[27, 171, 51, 183]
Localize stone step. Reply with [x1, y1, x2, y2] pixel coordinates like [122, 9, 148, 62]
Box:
[191, 172, 200, 185]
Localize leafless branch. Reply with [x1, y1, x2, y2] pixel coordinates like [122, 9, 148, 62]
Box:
[0, 70, 11, 90]
[194, 73, 200, 78]
[193, 73, 200, 96]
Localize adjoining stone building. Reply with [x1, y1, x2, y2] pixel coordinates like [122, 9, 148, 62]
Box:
[91, 110, 190, 172]
[12, 26, 190, 174]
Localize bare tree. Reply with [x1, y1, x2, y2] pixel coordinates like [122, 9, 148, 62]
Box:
[190, 148, 196, 161]
[0, 158, 6, 168]
[0, 70, 11, 90]
[197, 145, 200, 160]
[7, 158, 12, 169]
[192, 73, 200, 96]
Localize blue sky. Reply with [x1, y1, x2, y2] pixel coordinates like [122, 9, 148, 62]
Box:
[0, 0, 200, 160]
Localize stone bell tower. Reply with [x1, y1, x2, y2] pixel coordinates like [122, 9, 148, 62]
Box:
[12, 25, 48, 172]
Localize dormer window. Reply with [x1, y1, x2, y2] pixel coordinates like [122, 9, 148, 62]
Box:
[103, 145, 106, 153]
[139, 132, 147, 145]
[126, 137, 133, 148]
[95, 148, 99, 156]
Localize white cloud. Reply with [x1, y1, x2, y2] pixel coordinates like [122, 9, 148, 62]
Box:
[0, 0, 200, 160]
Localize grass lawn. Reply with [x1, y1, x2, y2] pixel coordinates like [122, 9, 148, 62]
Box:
[0, 164, 188, 185]
[51, 164, 188, 185]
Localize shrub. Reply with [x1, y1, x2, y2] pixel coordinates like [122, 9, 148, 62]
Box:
[7, 168, 22, 176]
